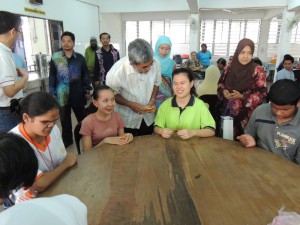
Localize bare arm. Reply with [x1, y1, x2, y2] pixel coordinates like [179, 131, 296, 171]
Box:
[32, 153, 77, 192]
[177, 128, 215, 139]
[115, 94, 145, 114]
[2, 68, 28, 97]
[154, 126, 174, 139]
[82, 135, 93, 151]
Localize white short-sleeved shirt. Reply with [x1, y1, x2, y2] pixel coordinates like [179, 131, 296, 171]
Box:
[0, 42, 23, 107]
[106, 56, 162, 129]
[10, 124, 67, 172]
[0, 195, 88, 225]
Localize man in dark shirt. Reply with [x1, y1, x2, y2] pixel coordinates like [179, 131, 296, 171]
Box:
[49, 31, 92, 147]
[94, 32, 120, 85]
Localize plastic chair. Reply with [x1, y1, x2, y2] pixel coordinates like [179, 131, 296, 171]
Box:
[74, 122, 82, 155]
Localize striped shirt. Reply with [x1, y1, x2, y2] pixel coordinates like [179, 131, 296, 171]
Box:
[106, 56, 162, 129]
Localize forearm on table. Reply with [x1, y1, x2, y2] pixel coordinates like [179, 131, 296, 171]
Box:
[154, 126, 163, 135]
[192, 128, 215, 137]
[32, 162, 73, 192]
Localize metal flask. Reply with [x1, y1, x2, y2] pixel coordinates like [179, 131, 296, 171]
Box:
[35, 53, 47, 78]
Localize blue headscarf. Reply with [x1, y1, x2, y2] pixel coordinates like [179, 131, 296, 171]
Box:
[154, 36, 176, 81]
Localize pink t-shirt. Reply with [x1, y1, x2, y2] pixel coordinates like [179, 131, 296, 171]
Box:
[80, 112, 125, 146]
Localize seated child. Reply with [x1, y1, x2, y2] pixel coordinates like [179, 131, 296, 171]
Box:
[80, 85, 133, 151]
[237, 79, 300, 164]
[154, 68, 215, 139]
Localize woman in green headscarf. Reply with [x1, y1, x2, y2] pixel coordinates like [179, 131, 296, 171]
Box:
[154, 36, 176, 109]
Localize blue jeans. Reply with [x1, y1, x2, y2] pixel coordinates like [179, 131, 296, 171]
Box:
[0, 108, 19, 132]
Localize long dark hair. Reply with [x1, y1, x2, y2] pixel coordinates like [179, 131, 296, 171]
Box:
[92, 85, 114, 100]
[172, 68, 198, 97]
[10, 92, 59, 121]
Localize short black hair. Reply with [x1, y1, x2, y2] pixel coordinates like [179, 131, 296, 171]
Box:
[0, 133, 38, 199]
[0, 11, 21, 35]
[217, 58, 226, 66]
[61, 31, 75, 42]
[100, 32, 111, 39]
[267, 79, 300, 106]
[283, 55, 294, 64]
[172, 68, 198, 97]
[201, 43, 207, 48]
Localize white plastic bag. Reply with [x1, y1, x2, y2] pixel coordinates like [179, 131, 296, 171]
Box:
[268, 208, 300, 225]
[220, 116, 233, 140]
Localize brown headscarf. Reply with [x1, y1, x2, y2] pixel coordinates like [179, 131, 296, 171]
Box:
[224, 38, 256, 93]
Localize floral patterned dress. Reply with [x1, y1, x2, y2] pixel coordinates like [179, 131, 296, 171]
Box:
[217, 65, 267, 139]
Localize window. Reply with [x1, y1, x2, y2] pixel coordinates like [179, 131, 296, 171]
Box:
[200, 19, 260, 56]
[125, 20, 190, 55]
[291, 21, 300, 44]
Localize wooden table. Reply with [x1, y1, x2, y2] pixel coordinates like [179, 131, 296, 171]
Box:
[40, 135, 300, 225]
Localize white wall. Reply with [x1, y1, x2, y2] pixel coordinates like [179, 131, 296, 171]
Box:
[0, 0, 100, 55]
[99, 13, 123, 55]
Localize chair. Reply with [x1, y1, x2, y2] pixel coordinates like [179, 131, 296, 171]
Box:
[199, 94, 220, 136]
[73, 102, 97, 154]
[74, 122, 82, 155]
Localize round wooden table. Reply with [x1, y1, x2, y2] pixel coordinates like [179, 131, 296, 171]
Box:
[39, 135, 300, 225]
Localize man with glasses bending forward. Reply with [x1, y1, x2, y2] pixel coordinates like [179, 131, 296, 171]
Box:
[0, 11, 28, 132]
[106, 38, 162, 136]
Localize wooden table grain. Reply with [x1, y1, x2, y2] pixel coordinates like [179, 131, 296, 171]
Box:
[39, 135, 300, 225]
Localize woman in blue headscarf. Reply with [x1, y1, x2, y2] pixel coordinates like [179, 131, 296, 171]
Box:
[154, 36, 176, 109]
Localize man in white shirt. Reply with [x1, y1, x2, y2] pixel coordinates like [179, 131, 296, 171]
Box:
[0, 11, 28, 132]
[106, 38, 162, 136]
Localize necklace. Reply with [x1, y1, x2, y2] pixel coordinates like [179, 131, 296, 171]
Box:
[36, 146, 54, 171]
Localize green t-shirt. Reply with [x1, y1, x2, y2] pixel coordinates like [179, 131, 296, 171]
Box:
[154, 96, 215, 130]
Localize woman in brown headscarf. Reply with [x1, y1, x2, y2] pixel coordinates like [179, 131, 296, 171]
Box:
[217, 38, 267, 139]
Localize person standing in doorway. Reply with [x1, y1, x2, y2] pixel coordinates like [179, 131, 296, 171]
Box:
[85, 36, 99, 88]
[0, 11, 28, 132]
[49, 31, 92, 147]
[94, 32, 120, 86]
[197, 43, 212, 68]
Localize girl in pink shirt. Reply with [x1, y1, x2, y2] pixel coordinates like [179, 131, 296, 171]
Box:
[80, 85, 133, 151]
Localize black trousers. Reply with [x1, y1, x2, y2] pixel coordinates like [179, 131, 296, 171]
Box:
[60, 104, 85, 146]
[124, 119, 153, 137]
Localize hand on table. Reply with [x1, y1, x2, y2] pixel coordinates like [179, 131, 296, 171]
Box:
[62, 153, 77, 167]
[177, 129, 194, 139]
[103, 135, 133, 145]
[237, 134, 256, 148]
[160, 128, 174, 139]
[119, 133, 133, 144]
